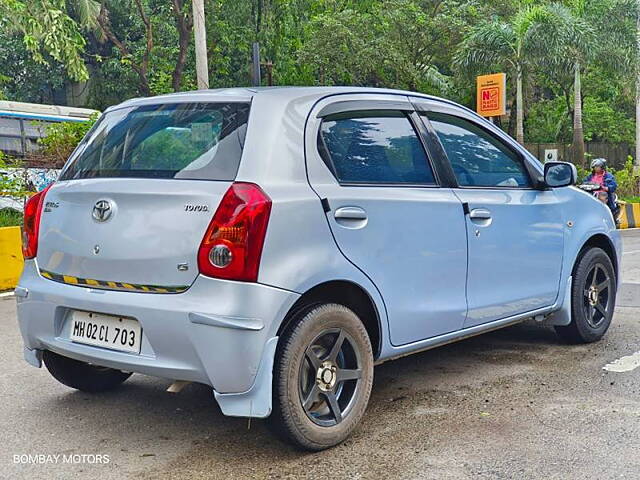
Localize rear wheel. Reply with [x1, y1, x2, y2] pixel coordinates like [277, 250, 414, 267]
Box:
[555, 247, 616, 343]
[270, 304, 374, 451]
[43, 350, 132, 393]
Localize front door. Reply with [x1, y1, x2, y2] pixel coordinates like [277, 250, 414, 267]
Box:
[305, 96, 468, 346]
[421, 109, 565, 328]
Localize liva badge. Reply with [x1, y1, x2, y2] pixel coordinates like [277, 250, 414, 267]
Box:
[476, 73, 506, 117]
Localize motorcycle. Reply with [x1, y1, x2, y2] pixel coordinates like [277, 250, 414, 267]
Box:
[578, 182, 623, 225]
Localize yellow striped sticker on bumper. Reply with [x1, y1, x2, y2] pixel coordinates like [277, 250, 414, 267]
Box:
[38, 269, 189, 294]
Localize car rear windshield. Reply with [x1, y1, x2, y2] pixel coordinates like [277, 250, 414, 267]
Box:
[59, 102, 250, 181]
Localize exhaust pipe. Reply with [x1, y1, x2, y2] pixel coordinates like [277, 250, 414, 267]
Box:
[166, 380, 191, 393]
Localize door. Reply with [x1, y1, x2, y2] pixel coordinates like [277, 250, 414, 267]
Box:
[420, 109, 564, 328]
[306, 96, 468, 346]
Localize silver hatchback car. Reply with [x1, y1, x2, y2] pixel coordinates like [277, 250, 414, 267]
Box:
[16, 87, 621, 450]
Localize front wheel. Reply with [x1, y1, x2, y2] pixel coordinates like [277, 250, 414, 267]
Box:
[270, 304, 374, 451]
[555, 247, 616, 343]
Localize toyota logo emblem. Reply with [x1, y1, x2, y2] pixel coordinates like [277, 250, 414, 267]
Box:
[92, 200, 113, 222]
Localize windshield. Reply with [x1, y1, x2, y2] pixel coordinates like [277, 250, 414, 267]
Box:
[59, 102, 250, 181]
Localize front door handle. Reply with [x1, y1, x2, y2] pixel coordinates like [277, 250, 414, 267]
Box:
[469, 208, 492, 220]
[334, 206, 367, 220]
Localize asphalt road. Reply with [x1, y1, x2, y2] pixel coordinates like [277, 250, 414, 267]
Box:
[2, 232, 640, 480]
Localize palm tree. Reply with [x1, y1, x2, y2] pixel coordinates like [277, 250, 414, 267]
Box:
[454, 5, 561, 145]
[538, 2, 593, 165]
[545, 0, 636, 165]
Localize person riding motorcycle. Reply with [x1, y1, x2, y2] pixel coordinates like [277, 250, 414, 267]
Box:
[583, 158, 618, 216]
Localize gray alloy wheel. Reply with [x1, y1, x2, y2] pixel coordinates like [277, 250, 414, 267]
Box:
[555, 247, 616, 344]
[270, 304, 374, 450]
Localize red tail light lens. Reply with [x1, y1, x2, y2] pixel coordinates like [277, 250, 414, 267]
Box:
[198, 183, 272, 282]
[22, 184, 52, 259]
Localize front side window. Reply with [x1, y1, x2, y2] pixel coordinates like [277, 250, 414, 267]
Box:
[425, 112, 531, 188]
[60, 102, 250, 181]
[319, 111, 435, 185]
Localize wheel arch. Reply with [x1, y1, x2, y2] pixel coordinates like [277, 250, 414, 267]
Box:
[276, 280, 382, 359]
[576, 233, 618, 280]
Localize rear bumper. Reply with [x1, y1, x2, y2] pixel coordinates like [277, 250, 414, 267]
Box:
[16, 260, 299, 415]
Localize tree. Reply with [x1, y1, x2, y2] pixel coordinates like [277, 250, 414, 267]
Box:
[541, 0, 637, 165]
[297, 1, 470, 93]
[172, 0, 193, 91]
[96, 1, 154, 96]
[0, 0, 90, 81]
[454, 4, 563, 144]
[542, 2, 593, 164]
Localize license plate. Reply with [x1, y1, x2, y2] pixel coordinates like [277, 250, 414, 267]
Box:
[69, 311, 142, 354]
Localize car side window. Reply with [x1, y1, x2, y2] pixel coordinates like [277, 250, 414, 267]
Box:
[319, 110, 436, 185]
[425, 112, 531, 188]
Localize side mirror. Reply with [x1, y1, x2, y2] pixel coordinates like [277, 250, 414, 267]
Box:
[544, 161, 577, 188]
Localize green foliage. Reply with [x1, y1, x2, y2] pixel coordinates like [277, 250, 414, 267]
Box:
[526, 97, 571, 143]
[0, 0, 90, 80]
[582, 97, 635, 144]
[609, 157, 639, 198]
[0, 208, 22, 227]
[0, 154, 25, 195]
[525, 95, 636, 145]
[37, 114, 98, 167]
[0, 0, 634, 155]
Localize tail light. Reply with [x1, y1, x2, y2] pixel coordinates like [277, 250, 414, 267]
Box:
[22, 184, 53, 259]
[198, 183, 272, 282]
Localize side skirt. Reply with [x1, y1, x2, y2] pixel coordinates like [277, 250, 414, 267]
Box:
[377, 303, 560, 366]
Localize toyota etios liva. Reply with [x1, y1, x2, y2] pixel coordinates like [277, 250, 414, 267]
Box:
[16, 87, 621, 450]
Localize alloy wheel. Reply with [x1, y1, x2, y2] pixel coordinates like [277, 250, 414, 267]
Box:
[582, 262, 611, 329]
[298, 328, 363, 427]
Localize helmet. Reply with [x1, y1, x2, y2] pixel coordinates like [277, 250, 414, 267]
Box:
[591, 158, 606, 169]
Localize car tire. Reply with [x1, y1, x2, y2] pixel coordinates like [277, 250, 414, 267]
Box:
[270, 303, 374, 451]
[555, 247, 616, 344]
[43, 350, 132, 393]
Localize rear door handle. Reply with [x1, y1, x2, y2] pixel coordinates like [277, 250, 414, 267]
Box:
[334, 206, 367, 220]
[469, 208, 492, 220]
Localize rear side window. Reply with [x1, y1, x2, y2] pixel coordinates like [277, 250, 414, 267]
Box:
[425, 112, 531, 188]
[60, 102, 250, 181]
[318, 111, 435, 185]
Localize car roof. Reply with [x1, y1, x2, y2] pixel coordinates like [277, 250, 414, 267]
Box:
[107, 86, 478, 119]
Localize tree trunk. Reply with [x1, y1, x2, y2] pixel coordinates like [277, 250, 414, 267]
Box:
[171, 0, 193, 92]
[516, 66, 524, 144]
[572, 63, 586, 166]
[507, 96, 517, 138]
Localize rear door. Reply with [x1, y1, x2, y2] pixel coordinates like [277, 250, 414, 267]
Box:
[37, 101, 250, 290]
[305, 94, 468, 346]
[414, 99, 564, 327]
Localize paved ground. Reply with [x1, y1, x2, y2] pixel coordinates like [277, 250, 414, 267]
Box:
[2, 232, 640, 480]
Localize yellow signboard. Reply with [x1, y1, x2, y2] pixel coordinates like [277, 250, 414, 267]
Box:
[476, 73, 506, 117]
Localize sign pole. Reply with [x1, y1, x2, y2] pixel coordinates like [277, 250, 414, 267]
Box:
[192, 0, 209, 90]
